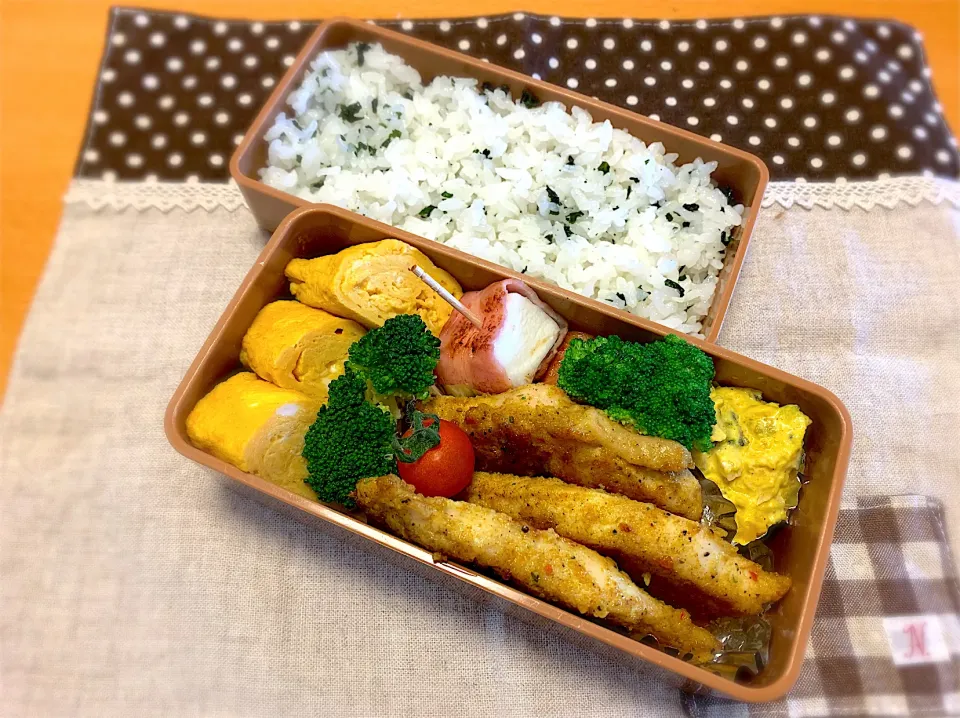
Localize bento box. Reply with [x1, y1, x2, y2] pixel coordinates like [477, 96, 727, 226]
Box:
[229, 17, 769, 343]
[164, 205, 851, 702]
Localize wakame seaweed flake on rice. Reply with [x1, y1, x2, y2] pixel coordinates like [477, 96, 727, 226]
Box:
[259, 42, 744, 336]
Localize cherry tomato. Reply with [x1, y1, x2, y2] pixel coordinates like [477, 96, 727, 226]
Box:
[397, 419, 475, 497]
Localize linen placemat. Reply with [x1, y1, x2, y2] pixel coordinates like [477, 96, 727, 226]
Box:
[3, 8, 960, 717]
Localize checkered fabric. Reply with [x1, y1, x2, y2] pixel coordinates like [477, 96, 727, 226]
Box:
[687, 496, 960, 716]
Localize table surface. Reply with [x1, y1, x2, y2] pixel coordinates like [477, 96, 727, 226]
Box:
[1, 0, 957, 400]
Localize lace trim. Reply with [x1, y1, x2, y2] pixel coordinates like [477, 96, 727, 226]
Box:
[65, 176, 960, 213]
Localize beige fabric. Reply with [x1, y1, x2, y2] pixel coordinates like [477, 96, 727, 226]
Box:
[1, 190, 959, 716]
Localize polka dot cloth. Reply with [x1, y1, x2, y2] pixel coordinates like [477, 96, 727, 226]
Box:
[78, 9, 959, 182]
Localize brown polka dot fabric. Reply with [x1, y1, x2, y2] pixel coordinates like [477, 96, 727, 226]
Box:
[76, 9, 959, 183]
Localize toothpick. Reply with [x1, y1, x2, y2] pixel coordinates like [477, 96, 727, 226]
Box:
[410, 264, 483, 328]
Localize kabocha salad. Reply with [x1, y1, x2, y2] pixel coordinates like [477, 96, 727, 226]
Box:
[186, 238, 811, 673]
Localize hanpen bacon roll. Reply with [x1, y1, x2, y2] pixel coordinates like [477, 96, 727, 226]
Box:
[437, 280, 567, 396]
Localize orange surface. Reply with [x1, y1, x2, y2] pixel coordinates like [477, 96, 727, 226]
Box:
[1, 0, 958, 399]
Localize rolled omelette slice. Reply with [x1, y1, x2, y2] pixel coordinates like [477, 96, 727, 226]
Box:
[239, 300, 366, 403]
[186, 372, 320, 500]
[285, 239, 463, 336]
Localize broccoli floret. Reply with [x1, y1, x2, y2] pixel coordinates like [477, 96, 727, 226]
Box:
[347, 314, 440, 400]
[557, 334, 716, 451]
[302, 368, 397, 507]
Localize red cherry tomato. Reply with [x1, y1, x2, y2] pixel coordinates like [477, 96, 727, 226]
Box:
[397, 419, 475, 498]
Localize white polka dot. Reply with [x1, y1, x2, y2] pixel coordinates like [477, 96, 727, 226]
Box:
[810, 157, 824, 169]
[198, 94, 213, 108]
[111, 31, 126, 47]
[203, 56, 220, 71]
[213, 21, 228, 35]
[117, 91, 135, 107]
[227, 38, 244, 53]
[787, 136, 801, 147]
[150, 32, 166, 48]
[548, 57, 559, 69]
[764, 116, 778, 128]
[878, 171, 891, 180]
[250, 22, 264, 35]
[831, 31, 846, 44]
[659, 20, 670, 30]
[109, 131, 125, 146]
[696, 19, 708, 30]
[935, 150, 951, 164]
[845, 108, 861, 122]
[780, 97, 794, 110]
[514, 48, 526, 59]
[640, 40, 653, 52]
[622, 59, 634, 70]
[84, 149, 99, 163]
[803, 115, 818, 128]
[748, 135, 761, 146]
[102, 68, 117, 83]
[715, 39, 728, 52]
[151, 133, 167, 149]
[720, 79, 733, 89]
[566, 38, 578, 50]
[191, 131, 207, 145]
[603, 37, 616, 50]
[821, 91, 836, 105]
[158, 95, 174, 110]
[566, 78, 579, 89]
[677, 40, 690, 53]
[757, 78, 771, 91]
[234, 134, 245, 145]
[770, 16, 785, 28]
[218, 74, 237, 90]
[531, 73, 541, 81]
[623, 18, 634, 28]
[726, 114, 739, 125]
[827, 134, 842, 146]
[496, 34, 507, 46]
[680, 78, 691, 89]
[742, 97, 755, 109]
[476, 18, 488, 29]
[125, 49, 141, 64]
[168, 152, 183, 168]
[648, 113, 660, 121]
[870, 126, 887, 140]
[238, 93, 253, 106]
[839, 66, 855, 80]
[439, 21, 451, 32]
[661, 60, 673, 71]
[733, 18, 745, 30]
[126, 153, 143, 168]
[797, 73, 812, 87]
[735, 59, 749, 72]
[101, 170, 117, 182]
[914, 126, 928, 140]
[698, 60, 711, 72]
[283, 55, 295, 67]
[244, 55, 258, 68]
[134, 13, 149, 27]
[626, 95, 638, 105]
[897, 44, 914, 59]
[189, 40, 207, 56]
[889, 104, 904, 118]
[529, 35, 539, 46]
[909, 79, 923, 93]
[896, 145, 913, 160]
[166, 57, 183, 72]
[877, 24, 891, 38]
[550, 16, 561, 27]
[710, 133, 722, 142]
[753, 36, 768, 50]
[215, 111, 230, 125]
[646, 76, 658, 87]
[605, 78, 617, 88]
[182, 76, 197, 90]
[262, 76, 275, 89]
[815, 48, 831, 63]
[174, 15, 189, 29]
[855, 51, 869, 64]
[702, 96, 715, 107]
[585, 58, 597, 70]
[878, 70, 892, 84]
[173, 111, 189, 126]
[808, 16, 822, 27]
[265, 37, 280, 49]
[902, 90, 915, 104]
[774, 55, 790, 68]
[792, 31, 807, 45]
[134, 114, 151, 129]
[513, 12, 525, 21]
[772, 154, 785, 165]
[862, 84, 880, 99]
[687, 116, 699, 126]
[664, 96, 677, 107]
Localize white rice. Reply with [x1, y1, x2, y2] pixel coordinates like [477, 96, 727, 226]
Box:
[260, 42, 744, 336]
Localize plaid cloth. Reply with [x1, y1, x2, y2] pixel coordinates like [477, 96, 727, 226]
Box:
[687, 496, 960, 716]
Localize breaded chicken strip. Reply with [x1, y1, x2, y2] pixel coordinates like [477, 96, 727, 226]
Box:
[463, 473, 792, 619]
[422, 384, 702, 519]
[356, 475, 718, 657]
